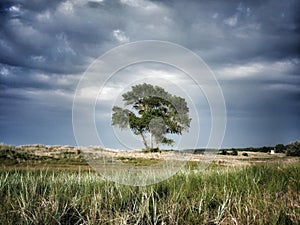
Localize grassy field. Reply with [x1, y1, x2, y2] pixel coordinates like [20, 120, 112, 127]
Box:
[0, 163, 299, 224]
[0, 144, 299, 224]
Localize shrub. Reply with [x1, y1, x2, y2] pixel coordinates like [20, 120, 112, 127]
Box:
[150, 148, 161, 153]
[220, 149, 227, 155]
[286, 141, 300, 156]
[231, 149, 238, 156]
[242, 152, 248, 157]
[275, 144, 286, 153]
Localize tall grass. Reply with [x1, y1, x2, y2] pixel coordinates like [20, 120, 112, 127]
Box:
[0, 163, 299, 224]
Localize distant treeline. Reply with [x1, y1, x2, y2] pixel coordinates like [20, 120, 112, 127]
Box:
[221, 142, 300, 156]
[185, 145, 282, 154]
[187, 142, 300, 157]
[223, 146, 276, 153]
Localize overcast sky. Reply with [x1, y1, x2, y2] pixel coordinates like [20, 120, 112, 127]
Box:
[0, 0, 299, 148]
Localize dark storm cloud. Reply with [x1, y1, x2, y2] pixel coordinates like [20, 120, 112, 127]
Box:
[0, 63, 78, 99]
[0, 0, 173, 76]
[0, 0, 123, 75]
[168, 0, 300, 64]
[0, 0, 299, 146]
[175, 0, 299, 63]
[1, 0, 299, 73]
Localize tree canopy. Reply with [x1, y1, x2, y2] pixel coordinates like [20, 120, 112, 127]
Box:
[112, 83, 191, 151]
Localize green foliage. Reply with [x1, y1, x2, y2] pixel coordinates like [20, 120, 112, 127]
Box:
[111, 106, 131, 129]
[112, 83, 191, 150]
[219, 149, 238, 156]
[0, 145, 87, 167]
[149, 147, 161, 153]
[116, 156, 161, 166]
[261, 146, 271, 153]
[220, 149, 227, 155]
[275, 144, 286, 153]
[242, 152, 248, 156]
[286, 141, 300, 156]
[220, 146, 283, 153]
[231, 148, 238, 156]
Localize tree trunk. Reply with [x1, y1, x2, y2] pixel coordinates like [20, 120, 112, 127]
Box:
[149, 130, 153, 150]
[140, 132, 148, 150]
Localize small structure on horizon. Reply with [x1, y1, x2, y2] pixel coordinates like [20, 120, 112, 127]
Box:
[270, 149, 275, 155]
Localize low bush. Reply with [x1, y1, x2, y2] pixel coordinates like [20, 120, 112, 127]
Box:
[286, 141, 300, 156]
[231, 149, 238, 156]
[220, 149, 227, 155]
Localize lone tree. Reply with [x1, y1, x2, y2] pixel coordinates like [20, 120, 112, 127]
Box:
[112, 83, 191, 151]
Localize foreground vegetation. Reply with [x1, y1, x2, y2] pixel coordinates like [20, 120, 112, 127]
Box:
[0, 162, 299, 224]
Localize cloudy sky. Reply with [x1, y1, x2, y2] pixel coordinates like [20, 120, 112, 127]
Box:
[0, 0, 299, 149]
